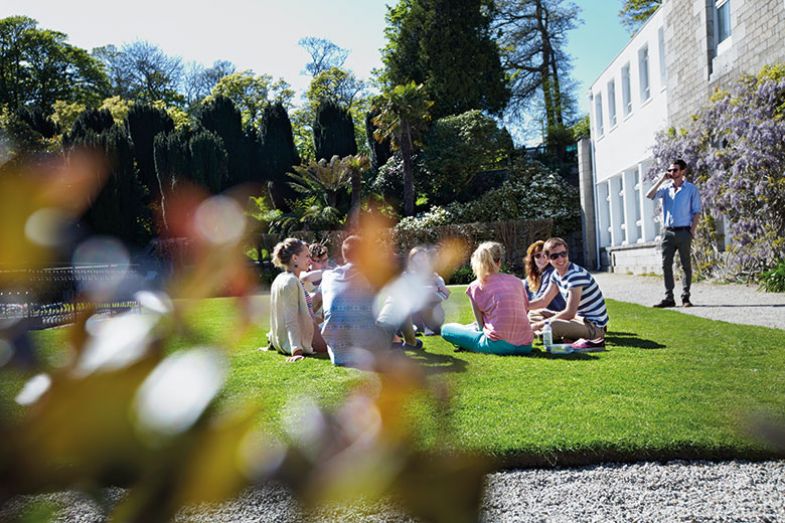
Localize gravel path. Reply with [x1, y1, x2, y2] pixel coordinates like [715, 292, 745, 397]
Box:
[4, 460, 785, 522]
[593, 272, 785, 330]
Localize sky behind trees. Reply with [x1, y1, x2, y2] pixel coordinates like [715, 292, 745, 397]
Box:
[0, 0, 629, 115]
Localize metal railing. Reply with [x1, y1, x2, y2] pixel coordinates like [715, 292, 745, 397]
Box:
[0, 265, 141, 329]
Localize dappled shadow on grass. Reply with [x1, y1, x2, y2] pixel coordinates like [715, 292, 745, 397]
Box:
[606, 332, 666, 350]
[527, 349, 600, 361]
[440, 347, 600, 362]
[403, 346, 469, 375]
[258, 346, 470, 374]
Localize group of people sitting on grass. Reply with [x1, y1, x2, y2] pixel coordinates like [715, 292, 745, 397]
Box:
[266, 234, 608, 365]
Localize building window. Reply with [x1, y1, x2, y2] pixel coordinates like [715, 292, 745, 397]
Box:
[621, 63, 632, 116]
[594, 93, 604, 136]
[716, 0, 731, 44]
[658, 27, 667, 87]
[638, 45, 650, 102]
[607, 80, 617, 128]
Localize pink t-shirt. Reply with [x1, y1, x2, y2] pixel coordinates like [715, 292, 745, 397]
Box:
[467, 273, 532, 346]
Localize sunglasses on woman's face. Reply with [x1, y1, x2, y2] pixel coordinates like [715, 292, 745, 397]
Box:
[533, 252, 546, 259]
[548, 250, 568, 260]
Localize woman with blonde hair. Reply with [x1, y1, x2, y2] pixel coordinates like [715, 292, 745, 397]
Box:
[440, 242, 533, 354]
[267, 238, 328, 362]
[524, 240, 566, 318]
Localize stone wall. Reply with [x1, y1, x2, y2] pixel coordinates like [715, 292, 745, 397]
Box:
[666, 0, 785, 128]
[606, 243, 663, 275]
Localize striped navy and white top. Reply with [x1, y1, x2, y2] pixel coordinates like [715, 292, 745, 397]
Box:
[551, 263, 609, 328]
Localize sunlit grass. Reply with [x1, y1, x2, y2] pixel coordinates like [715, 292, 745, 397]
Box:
[7, 286, 785, 465]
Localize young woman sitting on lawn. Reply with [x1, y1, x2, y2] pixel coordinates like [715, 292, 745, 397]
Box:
[300, 242, 329, 294]
[524, 240, 566, 321]
[299, 242, 330, 320]
[528, 237, 609, 349]
[267, 238, 328, 362]
[407, 246, 450, 335]
[441, 242, 533, 355]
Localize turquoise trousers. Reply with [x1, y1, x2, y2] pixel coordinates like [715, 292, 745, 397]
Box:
[441, 323, 532, 355]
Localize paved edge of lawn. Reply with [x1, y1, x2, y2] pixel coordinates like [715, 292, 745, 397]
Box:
[491, 446, 785, 470]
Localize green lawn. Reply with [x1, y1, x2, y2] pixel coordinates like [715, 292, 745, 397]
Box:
[11, 286, 785, 466]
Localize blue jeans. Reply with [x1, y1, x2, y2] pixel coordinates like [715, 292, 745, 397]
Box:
[441, 323, 532, 355]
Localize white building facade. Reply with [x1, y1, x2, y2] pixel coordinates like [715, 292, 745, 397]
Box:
[580, 0, 785, 274]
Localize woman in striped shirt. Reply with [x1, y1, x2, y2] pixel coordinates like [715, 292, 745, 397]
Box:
[528, 237, 608, 349]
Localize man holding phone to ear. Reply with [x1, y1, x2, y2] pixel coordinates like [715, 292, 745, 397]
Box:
[646, 159, 702, 308]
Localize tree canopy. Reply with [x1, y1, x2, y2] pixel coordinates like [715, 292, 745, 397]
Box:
[0, 16, 109, 110]
[92, 41, 183, 105]
[381, 0, 509, 118]
[182, 60, 235, 107]
[619, 0, 662, 32]
[206, 71, 294, 129]
[493, 0, 581, 144]
[305, 67, 366, 110]
[421, 110, 514, 204]
[298, 37, 350, 77]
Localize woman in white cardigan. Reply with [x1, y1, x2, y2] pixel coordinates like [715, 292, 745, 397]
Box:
[268, 238, 328, 362]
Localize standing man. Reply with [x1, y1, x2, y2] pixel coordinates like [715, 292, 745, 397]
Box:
[646, 159, 702, 308]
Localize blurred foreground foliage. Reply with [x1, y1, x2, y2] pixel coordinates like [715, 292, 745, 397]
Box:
[0, 156, 489, 522]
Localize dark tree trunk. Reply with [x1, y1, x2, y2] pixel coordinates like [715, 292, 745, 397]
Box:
[400, 122, 415, 217]
[535, 0, 556, 133]
[349, 169, 362, 228]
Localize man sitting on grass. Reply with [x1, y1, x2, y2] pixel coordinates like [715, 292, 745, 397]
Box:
[528, 237, 609, 349]
[320, 235, 391, 366]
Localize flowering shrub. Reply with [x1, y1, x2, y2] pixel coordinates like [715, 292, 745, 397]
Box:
[651, 65, 785, 280]
[396, 205, 453, 232]
[397, 159, 580, 236]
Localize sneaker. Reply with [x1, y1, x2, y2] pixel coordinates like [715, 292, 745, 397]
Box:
[682, 299, 694, 308]
[653, 299, 676, 308]
[570, 338, 606, 352]
[401, 339, 424, 350]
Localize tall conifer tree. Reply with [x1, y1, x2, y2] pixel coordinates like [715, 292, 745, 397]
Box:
[126, 104, 174, 199]
[70, 125, 150, 245]
[197, 96, 245, 186]
[259, 102, 300, 209]
[313, 100, 357, 162]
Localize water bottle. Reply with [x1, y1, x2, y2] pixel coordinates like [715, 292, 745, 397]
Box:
[542, 320, 553, 350]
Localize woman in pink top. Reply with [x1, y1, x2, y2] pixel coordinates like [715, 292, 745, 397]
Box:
[441, 242, 533, 355]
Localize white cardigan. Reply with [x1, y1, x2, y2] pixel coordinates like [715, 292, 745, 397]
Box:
[268, 272, 314, 355]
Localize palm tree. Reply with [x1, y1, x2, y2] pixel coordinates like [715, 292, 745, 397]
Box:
[372, 82, 433, 216]
[287, 155, 351, 209]
[341, 154, 371, 227]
